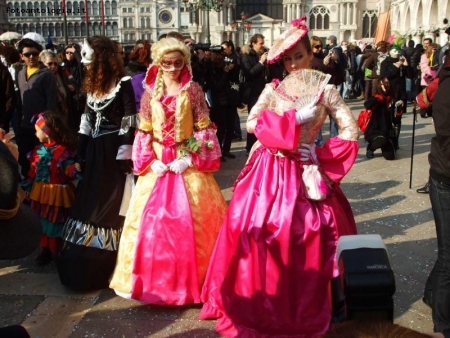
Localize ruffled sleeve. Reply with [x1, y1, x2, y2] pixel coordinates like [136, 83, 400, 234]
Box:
[116, 78, 137, 160]
[132, 91, 156, 175]
[188, 82, 221, 172]
[316, 85, 359, 183]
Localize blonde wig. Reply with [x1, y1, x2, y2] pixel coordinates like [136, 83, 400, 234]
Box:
[150, 37, 192, 100]
[150, 37, 191, 66]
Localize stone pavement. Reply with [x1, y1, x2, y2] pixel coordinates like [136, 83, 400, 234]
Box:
[0, 100, 437, 337]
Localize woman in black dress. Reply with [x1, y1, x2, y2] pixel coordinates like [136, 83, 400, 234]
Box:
[57, 36, 136, 291]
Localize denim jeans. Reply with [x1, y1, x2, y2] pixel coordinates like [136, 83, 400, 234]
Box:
[426, 177, 450, 334]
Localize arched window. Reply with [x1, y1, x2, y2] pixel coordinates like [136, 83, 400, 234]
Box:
[122, 17, 127, 28]
[47, 2, 53, 16]
[22, 24, 28, 34]
[34, 2, 39, 15]
[112, 22, 118, 35]
[67, 1, 72, 15]
[14, 2, 20, 16]
[309, 6, 330, 30]
[111, 0, 116, 15]
[29, 23, 35, 32]
[81, 22, 86, 36]
[16, 24, 22, 34]
[88, 22, 93, 36]
[20, 2, 26, 16]
[87, 1, 92, 15]
[92, 1, 98, 15]
[79, 1, 84, 15]
[40, 2, 45, 16]
[68, 22, 74, 36]
[7, 2, 13, 17]
[75, 23, 80, 36]
[105, 1, 110, 15]
[36, 23, 41, 34]
[141, 17, 145, 28]
[43, 23, 48, 36]
[146, 17, 150, 29]
[73, 1, 78, 15]
[55, 23, 61, 37]
[93, 22, 100, 34]
[106, 22, 112, 35]
[27, 2, 33, 16]
[128, 17, 133, 28]
[362, 11, 377, 38]
[49, 23, 54, 37]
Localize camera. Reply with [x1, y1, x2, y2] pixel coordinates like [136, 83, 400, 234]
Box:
[224, 56, 233, 65]
[209, 45, 224, 53]
[193, 43, 211, 52]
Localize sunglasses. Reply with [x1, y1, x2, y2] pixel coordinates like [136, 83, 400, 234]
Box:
[66, 51, 74, 55]
[23, 52, 39, 57]
[160, 58, 184, 71]
[46, 62, 58, 66]
[314, 45, 323, 49]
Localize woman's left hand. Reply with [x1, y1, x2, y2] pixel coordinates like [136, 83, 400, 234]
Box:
[168, 155, 192, 174]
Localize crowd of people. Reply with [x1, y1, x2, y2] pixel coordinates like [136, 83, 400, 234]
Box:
[0, 17, 449, 338]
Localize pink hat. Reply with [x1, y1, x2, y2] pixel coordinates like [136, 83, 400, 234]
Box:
[267, 16, 309, 64]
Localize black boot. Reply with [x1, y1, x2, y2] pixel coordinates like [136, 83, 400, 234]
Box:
[416, 182, 430, 194]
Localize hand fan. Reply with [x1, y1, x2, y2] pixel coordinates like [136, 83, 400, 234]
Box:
[267, 69, 331, 114]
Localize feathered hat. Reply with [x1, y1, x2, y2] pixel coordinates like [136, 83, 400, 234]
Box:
[267, 16, 309, 64]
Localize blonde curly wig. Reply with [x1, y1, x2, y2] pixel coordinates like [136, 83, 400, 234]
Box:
[150, 37, 191, 66]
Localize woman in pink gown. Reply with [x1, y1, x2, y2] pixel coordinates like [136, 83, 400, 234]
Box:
[110, 37, 227, 305]
[200, 17, 359, 337]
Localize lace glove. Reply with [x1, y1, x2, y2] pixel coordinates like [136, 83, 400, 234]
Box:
[295, 103, 318, 125]
[299, 143, 319, 163]
[151, 160, 169, 177]
[168, 154, 192, 174]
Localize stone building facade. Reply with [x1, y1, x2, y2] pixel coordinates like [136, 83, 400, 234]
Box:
[390, 0, 450, 47]
[4, 0, 448, 48]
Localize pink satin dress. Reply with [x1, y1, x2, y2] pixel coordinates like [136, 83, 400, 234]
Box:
[200, 82, 360, 337]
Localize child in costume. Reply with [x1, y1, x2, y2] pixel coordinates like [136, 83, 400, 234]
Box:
[200, 17, 359, 337]
[21, 111, 80, 265]
[110, 37, 227, 305]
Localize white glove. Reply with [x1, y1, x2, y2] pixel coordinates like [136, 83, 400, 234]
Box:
[168, 154, 192, 174]
[150, 160, 168, 177]
[299, 143, 318, 164]
[295, 103, 317, 125]
[395, 100, 403, 107]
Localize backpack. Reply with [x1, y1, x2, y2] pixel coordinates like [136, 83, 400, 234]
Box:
[374, 53, 388, 77]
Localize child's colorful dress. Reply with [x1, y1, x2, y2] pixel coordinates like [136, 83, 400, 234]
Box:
[21, 142, 80, 253]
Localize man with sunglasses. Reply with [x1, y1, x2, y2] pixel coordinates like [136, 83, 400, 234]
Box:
[16, 38, 58, 178]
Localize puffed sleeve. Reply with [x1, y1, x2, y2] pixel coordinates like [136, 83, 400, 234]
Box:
[116, 77, 137, 160]
[248, 83, 301, 150]
[316, 86, 359, 183]
[188, 82, 221, 172]
[133, 91, 156, 175]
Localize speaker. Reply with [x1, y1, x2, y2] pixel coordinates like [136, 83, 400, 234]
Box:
[331, 234, 396, 323]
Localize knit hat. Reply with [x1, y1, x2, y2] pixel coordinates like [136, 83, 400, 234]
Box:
[0, 142, 41, 259]
[328, 35, 337, 43]
[267, 16, 309, 64]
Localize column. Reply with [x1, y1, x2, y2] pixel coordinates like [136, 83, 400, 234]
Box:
[339, 3, 344, 24]
[287, 3, 291, 22]
[296, 4, 300, 18]
[352, 3, 356, 26]
[346, 3, 350, 26]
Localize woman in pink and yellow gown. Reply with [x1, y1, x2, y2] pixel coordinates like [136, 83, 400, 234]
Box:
[200, 17, 360, 337]
[110, 37, 227, 305]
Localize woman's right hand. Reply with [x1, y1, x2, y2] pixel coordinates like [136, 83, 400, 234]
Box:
[151, 160, 169, 177]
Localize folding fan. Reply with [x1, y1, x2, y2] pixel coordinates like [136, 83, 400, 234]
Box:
[267, 69, 332, 114]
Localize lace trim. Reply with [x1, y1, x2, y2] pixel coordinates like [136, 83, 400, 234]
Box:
[119, 114, 140, 135]
[86, 76, 131, 104]
[62, 218, 122, 251]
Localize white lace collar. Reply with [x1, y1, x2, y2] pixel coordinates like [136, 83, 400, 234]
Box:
[87, 76, 131, 104]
